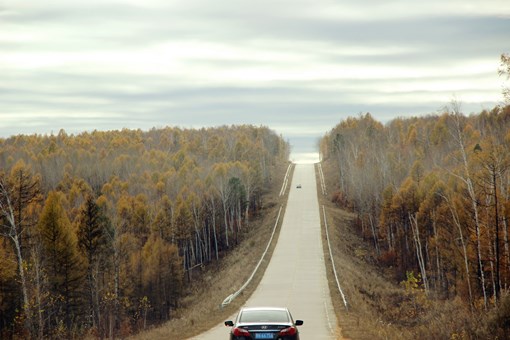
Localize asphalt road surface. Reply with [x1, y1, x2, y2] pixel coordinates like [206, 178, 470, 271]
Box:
[192, 163, 339, 339]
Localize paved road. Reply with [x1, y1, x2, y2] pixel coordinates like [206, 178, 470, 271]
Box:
[192, 164, 338, 339]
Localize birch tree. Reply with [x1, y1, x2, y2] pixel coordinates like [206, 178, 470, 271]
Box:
[0, 161, 40, 334]
[209, 163, 231, 248]
[446, 103, 488, 308]
[409, 213, 429, 293]
[499, 53, 510, 103]
[474, 140, 510, 303]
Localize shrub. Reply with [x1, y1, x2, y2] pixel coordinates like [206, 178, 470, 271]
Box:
[378, 250, 397, 267]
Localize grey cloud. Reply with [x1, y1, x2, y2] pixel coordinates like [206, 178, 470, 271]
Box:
[1, 0, 508, 155]
[4, 2, 508, 67]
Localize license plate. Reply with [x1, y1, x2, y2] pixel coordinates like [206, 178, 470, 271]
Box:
[255, 333, 273, 339]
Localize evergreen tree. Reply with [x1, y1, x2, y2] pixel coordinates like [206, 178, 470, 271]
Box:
[77, 195, 111, 329]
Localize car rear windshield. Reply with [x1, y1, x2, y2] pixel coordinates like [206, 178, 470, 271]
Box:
[240, 310, 290, 323]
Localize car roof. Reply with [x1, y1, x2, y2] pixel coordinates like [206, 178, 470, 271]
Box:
[240, 306, 289, 312]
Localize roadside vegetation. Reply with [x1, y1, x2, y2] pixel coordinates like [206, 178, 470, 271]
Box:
[319, 103, 510, 339]
[133, 170, 288, 339]
[0, 125, 289, 339]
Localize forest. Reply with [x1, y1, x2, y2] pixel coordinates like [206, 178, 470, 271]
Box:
[319, 103, 510, 336]
[0, 125, 290, 338]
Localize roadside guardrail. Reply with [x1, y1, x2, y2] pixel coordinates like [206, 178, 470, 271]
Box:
[221, 206, 283, 307]
[318, 162, 327, 196]
[222, 163, 292, 307]
[322, 205, 348, 311]
[279, 163, 293, 197]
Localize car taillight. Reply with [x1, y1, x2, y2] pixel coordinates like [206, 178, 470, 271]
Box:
[279, 326, 297, 336]
[233, 327, 251, 337]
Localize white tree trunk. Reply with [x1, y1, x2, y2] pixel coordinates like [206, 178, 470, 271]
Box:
[441, 193, 473, 305]
[449, 108, 487, 308]
[409, 213, 429, 293]
[0, 183, 32, 331]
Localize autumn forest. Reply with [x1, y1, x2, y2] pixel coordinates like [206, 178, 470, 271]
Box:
[0, 125, 290, 338]
[2, 103, 510, 338]
[320, 103, 510, 337]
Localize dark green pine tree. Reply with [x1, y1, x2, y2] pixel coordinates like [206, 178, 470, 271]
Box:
[77, 195, 111, 330]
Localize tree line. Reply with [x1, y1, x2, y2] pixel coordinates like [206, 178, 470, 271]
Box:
[0, 125, 290, 338]
[320, 104, 510, 314]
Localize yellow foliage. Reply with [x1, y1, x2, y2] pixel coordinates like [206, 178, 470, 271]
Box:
[0, 241, 17, 281]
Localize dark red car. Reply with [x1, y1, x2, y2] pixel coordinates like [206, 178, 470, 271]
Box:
[225, 307, 303, 340]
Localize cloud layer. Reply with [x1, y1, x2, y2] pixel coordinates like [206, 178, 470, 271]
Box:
[1, 0, 509, 157]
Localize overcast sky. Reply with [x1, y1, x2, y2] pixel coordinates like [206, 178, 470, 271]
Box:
[1, 0, 510, 161]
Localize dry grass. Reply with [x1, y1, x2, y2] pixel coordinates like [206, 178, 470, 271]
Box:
[132, 163, 292, 340]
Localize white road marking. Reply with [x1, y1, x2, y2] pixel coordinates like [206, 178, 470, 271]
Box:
[192, 164, 338, 340]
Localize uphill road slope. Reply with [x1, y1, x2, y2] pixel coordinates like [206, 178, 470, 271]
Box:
[192, 163, 339, 339]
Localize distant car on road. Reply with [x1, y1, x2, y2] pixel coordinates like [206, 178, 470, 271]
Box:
[225, 306, 303, 340]
[296, 184, 302, 188]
